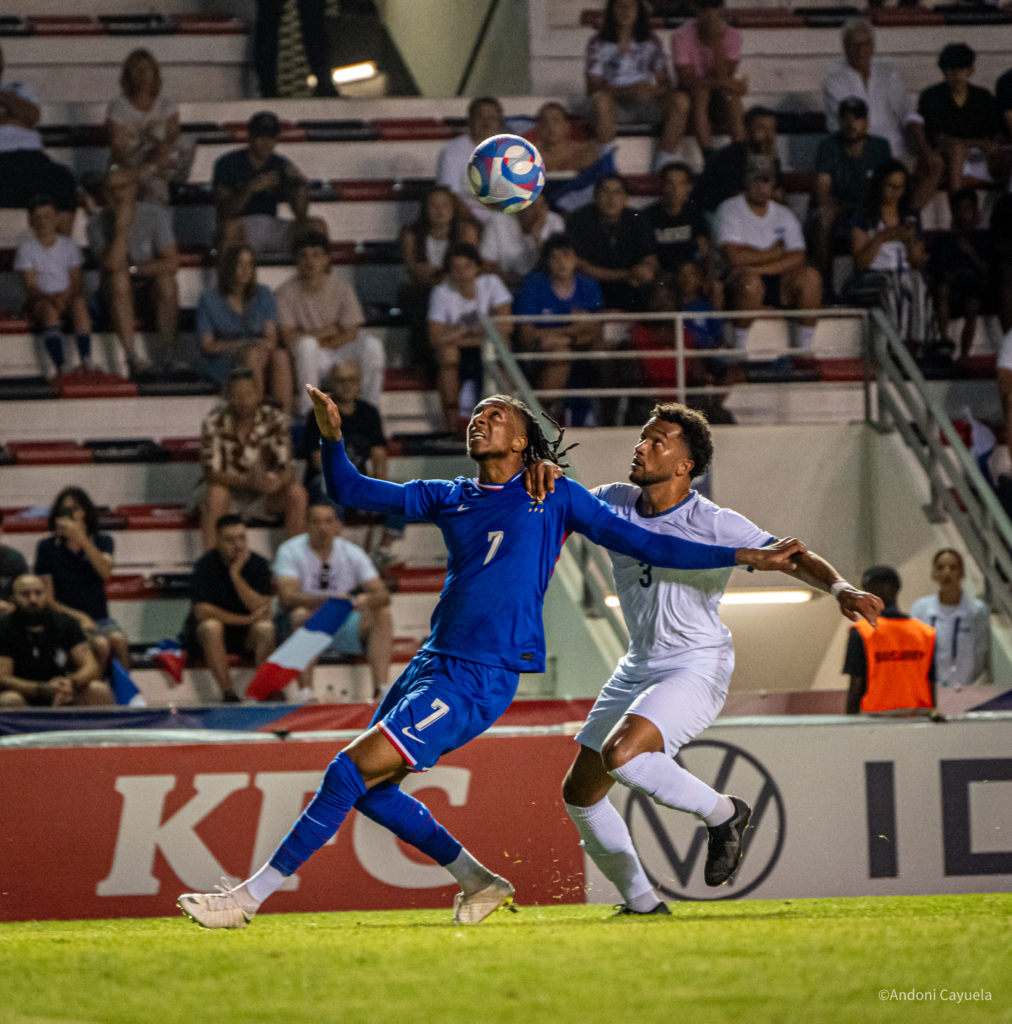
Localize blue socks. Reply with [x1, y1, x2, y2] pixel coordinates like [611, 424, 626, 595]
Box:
[355, 782, 463, 866]
[42, 327, 64, 370]
[76, 333, 91, 362]
[270, 752, 367, 876]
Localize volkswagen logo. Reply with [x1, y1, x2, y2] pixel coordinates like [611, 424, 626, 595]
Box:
[621, 740, 785, 900]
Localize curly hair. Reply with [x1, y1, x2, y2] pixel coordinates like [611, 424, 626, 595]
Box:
[650, 402, 714, 479]
[48, 486, 99, 535]
[482, 394, 577, 468]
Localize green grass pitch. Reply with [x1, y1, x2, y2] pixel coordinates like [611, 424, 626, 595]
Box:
[1, 895, 1010, 1024]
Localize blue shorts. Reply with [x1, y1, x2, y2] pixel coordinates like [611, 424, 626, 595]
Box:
[370, 650, 519, 771]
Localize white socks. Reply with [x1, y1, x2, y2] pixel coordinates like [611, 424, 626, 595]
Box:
[794, 324, 816, 352]
[609, 751, 734, 826]
[446, 848, 496, 896]
[566, 798, 659, 911]
[241, 863, 286, 906]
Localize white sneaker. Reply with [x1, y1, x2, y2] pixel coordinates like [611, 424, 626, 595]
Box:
[452, 876, 515, 925]
[178, 882, 256, 930]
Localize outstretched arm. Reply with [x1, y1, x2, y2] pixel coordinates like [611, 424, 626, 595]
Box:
[782, 550, 883, 626]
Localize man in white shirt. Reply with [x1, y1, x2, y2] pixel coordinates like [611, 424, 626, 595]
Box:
[524, 403, 880, 913]
[274, 502, 393, 700]
[436, 96, 504, 224]
[479, 195, 565, 289]
[716, 154, 822, 351]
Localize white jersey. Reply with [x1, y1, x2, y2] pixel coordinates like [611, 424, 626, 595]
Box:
[593, 483, 774, 679]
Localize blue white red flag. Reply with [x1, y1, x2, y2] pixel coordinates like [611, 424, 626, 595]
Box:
[110, 658, 148, 707]
[544, 147, 617, 213]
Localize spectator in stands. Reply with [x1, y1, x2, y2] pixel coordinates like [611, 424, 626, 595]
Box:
[692, 106, 779, 214]
[86, 165, 180, 376]
[35, 486, 130, 674]
[106, 49, 195, 207]
[513, 233, 604, 420]
[429, 243, 511, 432]
[198, 368, 307, 551]
[993, 192, 1012, 334]
[998, 66, 1012, 138]
[0, 574, 111, 708]
[0, 511, 28, 617]
[196, 244, 289, 409]
[930, 187, 991, 363]
[567, 174, 658, 312]
[530, 102, 599, 174]
[212, 111, 313, 255]
[278, 231, 385, 416]
[643, 162, 719, 306]
[822, 19, 938, 206]
[585, 0, 684, 170]
[845, 565, 936, 716]
[911, 549, 990, 715]
[716, 155, 821, 352]
[15, 195, 93, 377]
[436, 96, 504, 223]
[275, 502, 393, 701]
[182, 514, 274, 702]
[399, 185, 479, 372]
[254, 0, 337, 99]
[0, 45, 79, 236]
[845, 160, 931, 345]
[670, 0, 746, 157]
[918, 44, 1006, 196]
[481, 195, 566, 290]
[808, 98, 892, 292]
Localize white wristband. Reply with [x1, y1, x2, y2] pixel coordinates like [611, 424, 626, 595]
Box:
[830, 580, 852, 598]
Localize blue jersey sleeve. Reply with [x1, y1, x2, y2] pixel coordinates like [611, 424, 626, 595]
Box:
[562, 478, 738, 569]
[321, 440, 406, 515]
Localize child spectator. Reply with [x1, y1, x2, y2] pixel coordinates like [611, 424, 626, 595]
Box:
[676, 261, 724, 351]
[14, 195, 92, 376]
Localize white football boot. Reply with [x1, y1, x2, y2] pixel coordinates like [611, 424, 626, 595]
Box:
[178, 882, 257, 930]
[452, 876, 516, 925]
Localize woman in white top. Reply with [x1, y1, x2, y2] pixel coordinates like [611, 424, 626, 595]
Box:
[911, 548, 991, 714]
[106, 49, 195, 206]
[428, 243, 511, 432]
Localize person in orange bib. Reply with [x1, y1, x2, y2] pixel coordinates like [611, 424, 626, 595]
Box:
[845, 565, 936, 714]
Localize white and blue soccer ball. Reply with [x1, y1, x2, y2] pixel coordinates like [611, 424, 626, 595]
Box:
[467, 133, 546, 213]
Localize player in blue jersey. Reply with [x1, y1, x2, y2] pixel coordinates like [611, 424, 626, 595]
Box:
[178, 386, 803, 930]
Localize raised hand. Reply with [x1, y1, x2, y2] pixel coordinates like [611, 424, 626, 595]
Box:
[523, 460, 565, 502]
[736, 537, 806, 572]
[307, 385, 342, 442]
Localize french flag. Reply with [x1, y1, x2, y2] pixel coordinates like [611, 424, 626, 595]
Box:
[246, 598, 354, 701]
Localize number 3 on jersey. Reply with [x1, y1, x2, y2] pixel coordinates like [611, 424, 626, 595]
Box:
[484, 530, 504, 565]
[638, 563, 652, 588]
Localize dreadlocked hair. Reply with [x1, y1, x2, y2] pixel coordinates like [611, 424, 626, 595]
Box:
[485, 394, 578, 468]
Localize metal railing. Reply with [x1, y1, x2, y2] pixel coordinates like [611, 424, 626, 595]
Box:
[868, 309, 1012, 620]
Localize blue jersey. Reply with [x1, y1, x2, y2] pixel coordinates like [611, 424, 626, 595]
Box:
[322, 440, 739, 673]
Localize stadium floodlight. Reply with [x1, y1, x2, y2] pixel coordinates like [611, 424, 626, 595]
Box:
[720, 590, 812, 605]
[331, 61, 378, 86]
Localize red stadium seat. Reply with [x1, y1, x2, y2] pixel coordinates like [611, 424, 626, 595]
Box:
[173, 14, 248, 34]
[385, 566, 448, 593]
[30, 15, 104, 35]
[727, 9, 805, 28]
[115, 504, 199, 530]
[161, 437, 203, 462]
[59, 373, 138, 399]
[7, 441, 94, 466]
[370, 119, 455, 141]
[871, 8, 945, 27]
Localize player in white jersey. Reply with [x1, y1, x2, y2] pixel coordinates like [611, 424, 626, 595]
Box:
[526, 403, 882, 914]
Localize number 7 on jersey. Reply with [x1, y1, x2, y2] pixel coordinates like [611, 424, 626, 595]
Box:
[484, 530, 504, 565]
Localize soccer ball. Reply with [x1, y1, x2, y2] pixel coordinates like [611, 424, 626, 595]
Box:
[467, 133, 546, 214]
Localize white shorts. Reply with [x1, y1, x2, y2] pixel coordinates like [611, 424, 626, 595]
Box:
[575, 650, 734, 758]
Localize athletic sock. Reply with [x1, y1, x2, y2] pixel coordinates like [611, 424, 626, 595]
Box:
[703, 794, 736, 827]
[269, 752, 367, 876]
[610, 751, 722, 820]
[242, 863, 286, 906]
[42, 327, 64, 370]
[795, 325, 815, 352]
[446, 848, 497, 896]
[734, 327, 749, 351]
[566, 798, 658, 908]
[354, 781, 463, 867]
[75, 333, 92, 363]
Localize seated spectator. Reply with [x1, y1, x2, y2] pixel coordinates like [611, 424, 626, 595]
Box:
[643, 162, 718, 305]
[823, 19, 938, 206]
[436, 96, 504, 224]
[399, 185, 479, 373]
[181, 514, 274, 702]
[428, 243, 511, 432]
[196, 245, 289, 409]
[278, 231, 385, 416]
[0, 510, 28, 617]
[0, 574, 111, 708]
[0, 45, 79, 236]
[34, 486, 130, 674]
[212, 111, 314, 255]
[808, 98, 892, 290]
[918, 44, 1006, 195]
[529, 102, 599, 174]
[513, 234, 604, 419]
[480, 195, 565, 290]
[274, 502, 393, 701]
[844, 160, 931, 345]
[675, 260, 724, 350]
[105, 48, 195, 207]
[845, 566, 935, 715]
[585, 0, 684, 170]
[86, 165, 179, 376]
[567, 175, 658, 312]
[692, 106, 779, 214]
[911, 549, 990, 715]
[198, 369, 307, 550]
[670, 0, 746, 156]
[930, 187, 991, 362]
[14, 195, 92, 376]
[716, 155, 821, 352]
